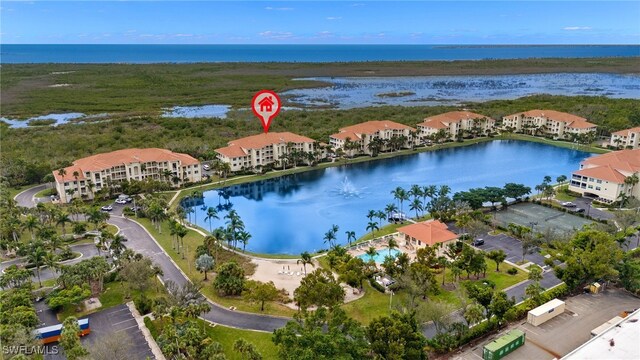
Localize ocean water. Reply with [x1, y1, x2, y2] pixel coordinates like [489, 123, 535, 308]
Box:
[187, 140, 592, 254]
[1, 44, 639, 64]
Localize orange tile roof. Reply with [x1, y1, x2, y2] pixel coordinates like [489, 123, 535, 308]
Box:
[505, 109, 596, 130]
[566, 121, 597, 129]
[575, 149, 640, 184]
[215, 132, 315, 159]
[398, 220, 458, 246]
[330, 130, 361, 141]
[612, 127, 640, 136]
[330, 120, 415, 140]
[53, 148, 199, 182]
[418, 111, 494, 128]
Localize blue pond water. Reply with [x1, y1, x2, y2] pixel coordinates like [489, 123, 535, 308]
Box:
[187, 140, 592, 255]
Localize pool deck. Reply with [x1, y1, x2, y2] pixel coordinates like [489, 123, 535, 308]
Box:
[347, 233, 416, 262]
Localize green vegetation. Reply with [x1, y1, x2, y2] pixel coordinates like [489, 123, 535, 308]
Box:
[202, 322, 278, 360]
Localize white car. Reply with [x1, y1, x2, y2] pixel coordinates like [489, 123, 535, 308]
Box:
[203, 164, 211, 171]
[562, 202, 577, 207]
[101, 205, 113, 211]
[115, 199, 127, 205]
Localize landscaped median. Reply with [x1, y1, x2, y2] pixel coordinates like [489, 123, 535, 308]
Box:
[133, 217, 297, 317]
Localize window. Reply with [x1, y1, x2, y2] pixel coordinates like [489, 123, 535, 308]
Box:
[595, 187, 601, 191]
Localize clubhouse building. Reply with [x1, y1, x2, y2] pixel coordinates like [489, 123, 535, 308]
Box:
[396, 220, 458, 255]
[417, 111, 496, 141]
[329, 120, 416, 156]
[54, 148, 201, 202]
[609, 127, 640, 149]
[502, 110, 597, 139]
[215, 132, 318, 172]
[569, 149, 640, 203]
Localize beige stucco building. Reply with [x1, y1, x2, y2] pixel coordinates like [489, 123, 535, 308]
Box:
[417, 111, 496, 141]
[215, 132, 318, 172]
[54, 148, 201, 203]
[329, 120, 416, 156]
[609, 127, 640, 149]
[569, 149, 640, 203]
[502, 110, 597, 139]
[396, 220, 459, 255]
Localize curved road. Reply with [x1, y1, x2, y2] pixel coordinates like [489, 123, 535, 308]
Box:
[15, 185, 291, 332]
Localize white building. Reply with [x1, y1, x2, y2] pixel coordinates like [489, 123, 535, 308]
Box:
[569, 149, 640, 203]
[329, 120, 416, 156]
[609, 127, 640, 149]
[54, 148, 201, 203]
[502, 110, 597, 139]
[417, 111, 495, 141]
[215, 132, 319, 172]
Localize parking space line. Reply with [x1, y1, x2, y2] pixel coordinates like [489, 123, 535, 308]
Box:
[112, 318, 136, 326]
[115, 324, 139, 332]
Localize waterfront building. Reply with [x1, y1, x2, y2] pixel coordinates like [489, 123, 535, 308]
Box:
[417, 111, 496, 142]
[54, 148, 201, 202]
[569, 149, 640, 203]
[215, 132, 319, 172]
[396, 220, 458, 255]
[329, 120, 416, 156]
[609, 127, 640, 149]
[501, 110, 597, 139]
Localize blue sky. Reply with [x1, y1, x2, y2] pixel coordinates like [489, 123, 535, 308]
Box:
[2, 1, 639, 44]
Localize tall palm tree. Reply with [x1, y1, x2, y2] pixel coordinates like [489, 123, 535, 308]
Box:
[366, 221, 379, 240]
[237, 230, 251, 252]
[345, 230, 356, 247]
[365, 246, 378, 263]
[55, 211, 71, 236]
[43, 253, 60, 281]
[204, 207, 219, 233]
[387, 238, 398, 256]
[376, 211, 386, 227]
[323, 229, 336, 248]
[297, 251, 314, 274]
[409, 184, 423, 202]
[385, 203, 398, 221]
[367, 210, 377, 222]
[410, 198, 423, 219]
[23, 214, 39, 240]
[27, 242, 46, 287]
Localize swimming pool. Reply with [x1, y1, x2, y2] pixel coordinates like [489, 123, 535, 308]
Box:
[358, 248, 401, 263]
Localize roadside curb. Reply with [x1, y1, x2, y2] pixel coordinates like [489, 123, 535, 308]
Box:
[126, 301, 167, 360]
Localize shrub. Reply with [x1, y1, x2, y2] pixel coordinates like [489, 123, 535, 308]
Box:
[369, 278, 386, 293]
[507, 268, 518, 275]
[144, 317, 158, 338]
[135, 294, 153, 315]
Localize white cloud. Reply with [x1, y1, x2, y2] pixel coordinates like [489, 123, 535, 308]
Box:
[174, 34, 193, 37]
[563, 26, 592, 31]
[259, 31, 294, 39]
[265, 7, 293, 11]
[326, 16, 342, 21]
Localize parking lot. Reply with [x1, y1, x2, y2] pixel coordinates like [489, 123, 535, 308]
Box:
[452, 288, 640, 360]
[45, 304, 155, 360]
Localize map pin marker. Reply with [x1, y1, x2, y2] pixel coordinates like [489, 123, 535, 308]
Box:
[252, 90, 281, 133]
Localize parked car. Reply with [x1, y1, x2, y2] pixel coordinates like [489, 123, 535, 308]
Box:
[115, 198, 127, 205]
[472, 238, 485, 246]
[574, 208, 586, 213]
[562, 202, 577, 207]
[203, 164, 211, 171]
[101, 205, 113, 211]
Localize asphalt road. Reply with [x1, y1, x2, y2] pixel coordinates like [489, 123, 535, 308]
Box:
[15, 184, 52, 208]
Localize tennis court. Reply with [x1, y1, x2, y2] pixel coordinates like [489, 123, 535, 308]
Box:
[494, 202, 593, 234]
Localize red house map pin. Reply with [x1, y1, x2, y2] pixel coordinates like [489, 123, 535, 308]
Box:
[252, 90, 281, 133]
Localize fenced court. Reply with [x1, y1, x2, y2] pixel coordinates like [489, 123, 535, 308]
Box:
[494, 202, 593, 235]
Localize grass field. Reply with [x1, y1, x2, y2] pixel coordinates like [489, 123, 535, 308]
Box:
[201, 321, 279, 360]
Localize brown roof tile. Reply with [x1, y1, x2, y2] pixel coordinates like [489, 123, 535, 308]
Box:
[398, 220, 458, 247]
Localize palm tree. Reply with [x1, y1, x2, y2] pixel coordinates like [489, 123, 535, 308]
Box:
[384, 203, 398, 221]
[345, 230, 356, 247]
[237, 230, 251, 252]
[376, 210, 386, 227]
[387, 237, 398, 256]
[43, 253, 60, 281]
[23, 214, 39, 240]
[367, 209, 377, 222]
[409, 184, 423, 202]
[27, 242, 46, 287]
[365, 246, 378, 263]
[176, 225, 188, 258]
[366, 221, 379, 240]
[438, 256, 449, 285]
[323, 229, 336, 248]
[55, 211, 71, 237]
[391, 187, 409, 214]
[624, 173, 639, 196]
[410, 198, 423, 219]
[204, 207, 219, 233]
[297, 251, 314, 274]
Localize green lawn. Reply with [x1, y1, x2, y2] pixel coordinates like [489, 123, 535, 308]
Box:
[554, 185, 578, 202]
[35, 187, 57, 198]
[135, 217, 296, 317]
[200, 321, 279, 360]
[341, 282, 406, 324]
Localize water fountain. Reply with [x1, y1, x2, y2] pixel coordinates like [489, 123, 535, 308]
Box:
[335, 176, 362, 198]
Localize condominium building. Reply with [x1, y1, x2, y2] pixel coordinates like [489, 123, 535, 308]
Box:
[396, 220, 458, 256]
[329, 120, 416, 156]
[502, 110, 597, 139]
[609, 127, 640, 149]
[53, 148, 201, 203]
[569, 149, 640, 203]
[215, 132, 318, 172]
[416, 111, 496, 141]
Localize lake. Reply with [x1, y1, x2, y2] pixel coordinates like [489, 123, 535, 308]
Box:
[186, 140, 592, 255]
[284, 73, 640, 109]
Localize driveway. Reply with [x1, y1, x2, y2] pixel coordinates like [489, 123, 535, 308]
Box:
[15, 184, 51, 208]
[571, 197, 613, 221]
